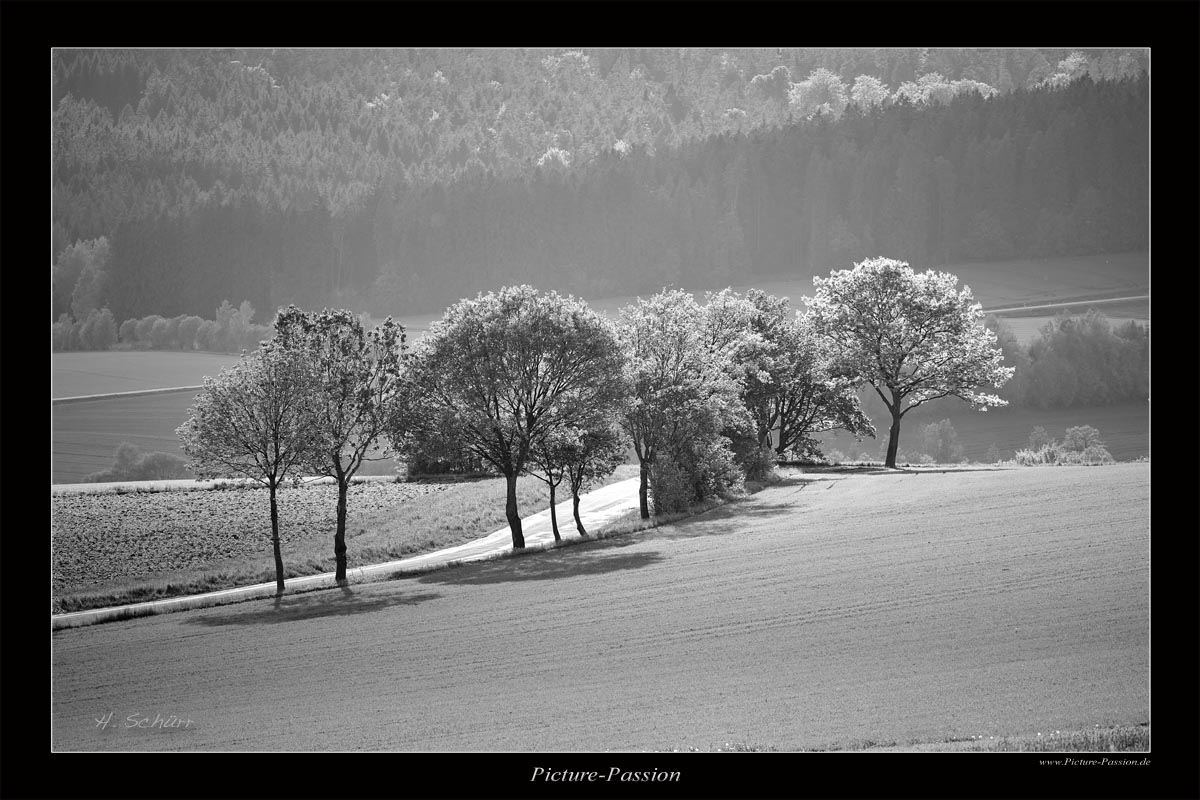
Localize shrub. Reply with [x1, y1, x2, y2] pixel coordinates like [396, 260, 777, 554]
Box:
[166, 315, 185, 349]
[1015, 441, 1114, 466]
[150, 317, 172, 349]
[649, 457, 692, 515]
[918, 419, 964, 463]
[52, 314, 79, 352]
[177, 315, 204, 350]
[135, 315, 164, 346]
[118, 318, 138, 345]
[1014, 444, 1062, 466]
[135, 451, 192, 479]
[79, 307, 118, 350]
[195, 319, 221, 351]
[1062, 425, 1104, 453]
[1028, 425, 1053, 451]
[1078, 444, 1115, 465]
[83, 442, 190, 482]
[985, 443, 1002, 464]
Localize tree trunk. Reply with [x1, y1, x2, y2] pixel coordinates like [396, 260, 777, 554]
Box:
[506, 470, 525, 549]
[548, 482, 560, 543]
[572, 491, 587, 537]
[638, 459, 651, 519]
[334, 478, 349, 583]
[885, 406, 903, 468]
[270, 484, 285, 595]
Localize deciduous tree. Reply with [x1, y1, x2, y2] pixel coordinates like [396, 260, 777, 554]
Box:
[806, 257, 1013, 468]
[272, 306, 408, 582]
[702, 288, 874, 465]
[620, 289, 749, 518]
[406, 286, 624, 549]
[563, 420, 628, 537]
[176, 344, 317, 594]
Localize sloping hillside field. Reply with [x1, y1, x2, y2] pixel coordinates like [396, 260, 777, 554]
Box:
[51, 464, 1148, 752]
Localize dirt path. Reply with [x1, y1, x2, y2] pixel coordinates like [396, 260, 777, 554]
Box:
[51, 464, 1148, 752]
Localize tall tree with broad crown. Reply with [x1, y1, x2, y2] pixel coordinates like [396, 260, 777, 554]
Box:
[805, 257, 1013, 468]
[272, 306, 408, 583]
[407, 286, 625, 549]
[176, 343, 319, 594]
[620, 289, 748, 518]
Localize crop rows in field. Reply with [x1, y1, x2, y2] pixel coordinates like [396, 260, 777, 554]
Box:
[51, 482, 443, 595]
[50, 474, 559, 610]
[51, 464, 1150, 752]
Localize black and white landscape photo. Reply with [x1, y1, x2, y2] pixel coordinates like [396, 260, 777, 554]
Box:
[51, 46, 1150, 774]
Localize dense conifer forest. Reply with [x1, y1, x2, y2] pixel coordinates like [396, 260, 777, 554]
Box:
[52, 48, 1148, 323]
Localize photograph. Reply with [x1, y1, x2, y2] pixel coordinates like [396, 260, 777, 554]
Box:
[46, 42, 1159, 795]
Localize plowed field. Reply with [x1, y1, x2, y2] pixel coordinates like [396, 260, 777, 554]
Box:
[51, 464, 1149, 752]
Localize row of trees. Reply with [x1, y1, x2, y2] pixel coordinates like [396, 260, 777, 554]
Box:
[179, 258, 1011, 592]
[53, 299, 275, 354]
[53, 53, 1148, 324]
[989, 311, 1148, 409]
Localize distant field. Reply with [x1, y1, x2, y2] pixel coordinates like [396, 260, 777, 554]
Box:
[816, 400, 1148, 463]
[50, 252, 1148, 482]
[52, 351, 242, 399]
[724, 251, 1148, 312]
[370, 252, 1148, 326]
[990, 296, 1148, 345]
[51, 392, 400, 484]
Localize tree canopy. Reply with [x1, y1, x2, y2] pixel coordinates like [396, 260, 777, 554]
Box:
[619, 289, 750, 517]
[406, 285, 625, 548]
[272, 306, 408, 582]
[52, 49, 1147, 324]
[805, 257, 1014, 468]
[176, 343, 317, 593]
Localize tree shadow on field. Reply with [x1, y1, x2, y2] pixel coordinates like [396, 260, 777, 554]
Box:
[417, 538, 664, 586]
[182, 586, 441, 626]
[647, 500, 809, 541]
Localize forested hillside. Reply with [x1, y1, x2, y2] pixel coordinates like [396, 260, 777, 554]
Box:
[52, 48, 1148, 323]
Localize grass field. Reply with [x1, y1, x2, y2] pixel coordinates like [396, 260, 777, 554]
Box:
[51, 463, 1149, 751]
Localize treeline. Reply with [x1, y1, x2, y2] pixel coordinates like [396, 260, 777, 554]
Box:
[54, 48, 1144, 247]
[52, 298, 274, 355]
[989, 311, 1149, 409]
[53, 48, 1147, 324]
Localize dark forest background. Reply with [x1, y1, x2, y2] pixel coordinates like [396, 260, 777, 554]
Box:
[52, 48, 1148, 324]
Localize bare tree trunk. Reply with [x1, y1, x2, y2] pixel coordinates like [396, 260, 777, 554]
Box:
[638, 460, 651, 519]
[506, 471, 525, 549]
[548, 482, 560, 542]
[270, 484, 285, 595]
[572, 489, 587, 537]
[885, 407, 902, 468]
[334, 478, 349, 583]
